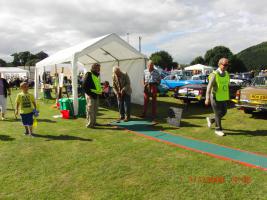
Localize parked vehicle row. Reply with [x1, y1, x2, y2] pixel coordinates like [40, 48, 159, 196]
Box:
[234, 73, 267, 114]
[174, 83, 241, 104]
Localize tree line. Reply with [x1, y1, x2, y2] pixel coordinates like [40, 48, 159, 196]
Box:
[0, 51, 48, 67]
[150, 46, 248, 73]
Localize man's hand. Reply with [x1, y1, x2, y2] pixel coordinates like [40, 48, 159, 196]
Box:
[117, 93, 121, 100]
[205, 99, 210, 106]
[120, 89, 125, 96]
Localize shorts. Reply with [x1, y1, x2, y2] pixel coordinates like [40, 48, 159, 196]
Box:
[0, 95, 7, 113]
[20, 113, 34, 126]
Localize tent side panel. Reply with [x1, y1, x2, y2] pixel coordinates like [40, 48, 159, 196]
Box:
[118, 59, 145, 105]
[97, 59, 144, 105]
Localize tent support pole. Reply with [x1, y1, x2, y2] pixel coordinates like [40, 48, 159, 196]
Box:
[72, 54, 79, 116]
[34, 67, 38, 100]
[85, 54, 100, 63]
[100, 48, 119, 63]
[82, 57, 145, 66]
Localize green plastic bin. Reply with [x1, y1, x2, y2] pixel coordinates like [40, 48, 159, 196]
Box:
[59, 98, 86, 117]
[78, 97, 86, 117]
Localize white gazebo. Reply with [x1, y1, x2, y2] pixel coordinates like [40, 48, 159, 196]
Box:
[35, 33, 147, 116]
[0, 67, 29, 78]
[184, 64, 214, 74]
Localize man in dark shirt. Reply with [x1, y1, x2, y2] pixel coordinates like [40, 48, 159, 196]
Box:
[0, 73, 11, 120]
[82, 63, 102, 128]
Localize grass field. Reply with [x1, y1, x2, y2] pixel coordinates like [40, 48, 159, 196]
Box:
[0, 89, 266, 200]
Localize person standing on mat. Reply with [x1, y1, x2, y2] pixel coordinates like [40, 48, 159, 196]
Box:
[112, 66, 132, 122]
[0, 73, 11, 120]
[205, 58, 230, 136]
[141, 60, 161, 120]
[82, 63, 102, 128]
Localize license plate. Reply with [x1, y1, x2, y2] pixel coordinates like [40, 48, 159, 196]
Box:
[179, 88, 187, 93]
[250, 94, 267, 100]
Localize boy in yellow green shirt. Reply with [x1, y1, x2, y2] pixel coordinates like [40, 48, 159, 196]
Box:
[15, 82, 37, 136]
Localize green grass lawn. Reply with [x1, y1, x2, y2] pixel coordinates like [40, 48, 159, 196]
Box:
[0, 89, 266, 200]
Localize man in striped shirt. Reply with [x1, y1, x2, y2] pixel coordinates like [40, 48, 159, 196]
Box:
[141, 60, 161, 120]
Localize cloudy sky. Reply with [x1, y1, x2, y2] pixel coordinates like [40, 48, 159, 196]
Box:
[0, 0, 267, 64]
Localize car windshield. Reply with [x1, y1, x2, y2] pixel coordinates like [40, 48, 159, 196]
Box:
[251, 76, 267, 86]
[164, 75, 182, 81]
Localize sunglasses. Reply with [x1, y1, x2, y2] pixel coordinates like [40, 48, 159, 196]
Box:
[221, 63, 229, 67]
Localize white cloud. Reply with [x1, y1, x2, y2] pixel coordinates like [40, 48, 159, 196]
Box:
[0, 0, 267, 64]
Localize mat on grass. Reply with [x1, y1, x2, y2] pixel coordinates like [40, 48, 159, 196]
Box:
[111, 120, 267, 171]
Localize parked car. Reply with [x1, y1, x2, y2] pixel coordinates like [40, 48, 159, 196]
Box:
[161, 74, 204, 90]
[174, 83, 241, 104]
[234, 74, 267, 113]
[157, 84, 169, 96]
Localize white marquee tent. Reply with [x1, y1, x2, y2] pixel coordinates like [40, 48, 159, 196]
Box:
[35, 33, 147, 116]
[0, 67, 29, 78]
[184, 64, 214, 74]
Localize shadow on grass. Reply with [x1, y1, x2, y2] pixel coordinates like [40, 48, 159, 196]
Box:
[0, 135, 15, 141]
[37, 119, 57, 123]
[3, 118, 20, 122]
[32, 134, 93, 141]
[225, 129, 267, 136]
[250, 112, 267, 120]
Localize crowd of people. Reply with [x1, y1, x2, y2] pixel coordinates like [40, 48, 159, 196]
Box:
[0, 57, 242, 137]
[80, 58, 233, 136]
[6, 76, 34, 89]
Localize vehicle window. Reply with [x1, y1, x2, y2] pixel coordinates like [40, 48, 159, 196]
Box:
[252, 77, 267, 86]
[171, 75, 177, 80]
[164, 75, 171, 80]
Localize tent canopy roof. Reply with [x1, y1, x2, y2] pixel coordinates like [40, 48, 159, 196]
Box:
[184, 64, 214, 71]
[0, 67, 29, 73]
[36, 33, 146, 68]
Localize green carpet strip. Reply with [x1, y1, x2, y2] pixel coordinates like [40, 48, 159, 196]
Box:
[112, 120, 267, 171]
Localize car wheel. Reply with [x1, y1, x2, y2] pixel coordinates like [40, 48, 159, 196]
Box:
[183, 99, 191, 104]
[244, 109, 253, 114]
[174, 86, 179, 93]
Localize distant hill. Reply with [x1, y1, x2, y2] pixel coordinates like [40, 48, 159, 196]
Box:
[236, 42, 267, 71]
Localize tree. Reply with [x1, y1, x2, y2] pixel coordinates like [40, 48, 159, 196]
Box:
[26, 51, 49, 66]
[171, 62, 179, 69]
[190, 56, 205, 65]
[18, 51, 31, 66]
[229, 55, 247, 73]
[11, 53, 21, 66]
[204, 46, 233, 67]
[150, 50, 173, 70]
[204, 46, 247, 72]
[0, 58, 7, 67]
[35, 51, 48, 60]
[10, 51, 49, 67]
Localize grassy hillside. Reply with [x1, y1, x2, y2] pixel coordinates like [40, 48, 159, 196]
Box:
[237, 42, 267, 71]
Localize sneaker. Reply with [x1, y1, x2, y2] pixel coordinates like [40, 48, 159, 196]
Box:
[140, 114, 146, 118]
[24, 132, 29, 136]
[124, 118, 130, 122]
[86, 124, 95, 128]
[206, 117, 212, 128]
[215, 130, 225, 136]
